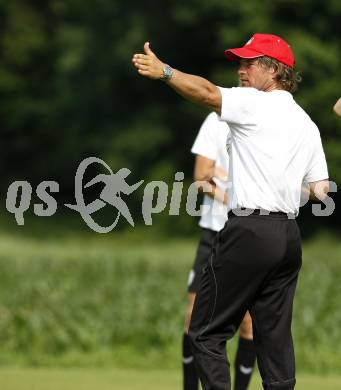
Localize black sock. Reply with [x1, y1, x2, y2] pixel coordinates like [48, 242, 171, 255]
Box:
[183, 333, 199, 390]
[234, 337, 257, 390]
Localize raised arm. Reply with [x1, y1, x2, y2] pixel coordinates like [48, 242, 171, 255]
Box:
[132, 42, 222, 113]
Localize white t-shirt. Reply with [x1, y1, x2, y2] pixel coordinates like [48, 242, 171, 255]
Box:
[218, 87, 329, 215]
[191, 112, 231, 231]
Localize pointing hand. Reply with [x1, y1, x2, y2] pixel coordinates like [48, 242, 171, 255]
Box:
[132, 42, 165, 80]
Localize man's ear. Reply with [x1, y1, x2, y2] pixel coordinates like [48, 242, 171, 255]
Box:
[269, 65, 280, 82]
[269, 65, 277, 75]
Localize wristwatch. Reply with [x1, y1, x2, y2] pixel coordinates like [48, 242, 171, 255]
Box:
[161, 64, 173, 81]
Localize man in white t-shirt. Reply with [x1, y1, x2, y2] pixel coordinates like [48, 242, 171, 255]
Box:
[133, 34, 329, 390]
[183, 112, 256, 390]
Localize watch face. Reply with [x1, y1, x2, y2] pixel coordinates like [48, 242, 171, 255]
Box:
[164, 65, 173, 79]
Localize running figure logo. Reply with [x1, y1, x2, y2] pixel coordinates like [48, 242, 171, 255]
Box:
[65, 157, 144, 233]
[85, 169, 142, 226]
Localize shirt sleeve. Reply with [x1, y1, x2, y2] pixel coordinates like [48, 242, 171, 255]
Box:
[218, 86, 260, 129]
[191, 112, 226, 160]
[304, 125, 329, 183]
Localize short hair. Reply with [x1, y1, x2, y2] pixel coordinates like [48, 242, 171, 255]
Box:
[257, 56, 302, 93]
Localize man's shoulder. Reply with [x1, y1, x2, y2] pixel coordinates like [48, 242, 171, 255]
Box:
[288, 101, 323, 143]
[291, 100, 319, 130]
[219, 86, 260, 96]
[205, 111, 220, 122]
[201, 112, 230, 133]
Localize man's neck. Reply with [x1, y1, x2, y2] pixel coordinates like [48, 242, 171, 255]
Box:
[264, 83, 282, 92]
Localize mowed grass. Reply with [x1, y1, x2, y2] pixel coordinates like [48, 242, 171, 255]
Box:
[0, 368, 340, 390]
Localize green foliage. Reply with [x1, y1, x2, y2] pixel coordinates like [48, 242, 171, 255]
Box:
[0, 232, 340, 373]
[0, 232, 193, 366]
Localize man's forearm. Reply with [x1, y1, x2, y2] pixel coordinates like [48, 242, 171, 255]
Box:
[132, 42, 221, 113]
[165, 69, 221, 112]
[301, 181, 329, 201]
[195, 167, 228, 184]
[197, 180, 228, 205]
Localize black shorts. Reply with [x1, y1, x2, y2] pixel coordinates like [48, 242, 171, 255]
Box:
[187, 228, 217, 293]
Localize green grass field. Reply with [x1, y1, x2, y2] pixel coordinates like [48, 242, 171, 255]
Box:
[0, 221, 340, 382]
[0, 368, 340, 390]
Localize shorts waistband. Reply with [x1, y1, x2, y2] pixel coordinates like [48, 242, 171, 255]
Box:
[228, 208, 296, 219]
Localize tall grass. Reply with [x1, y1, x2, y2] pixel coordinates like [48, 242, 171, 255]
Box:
[0, 229, 340, 373]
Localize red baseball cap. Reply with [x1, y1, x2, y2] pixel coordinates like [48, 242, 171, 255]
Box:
[224, 33, 295, 68]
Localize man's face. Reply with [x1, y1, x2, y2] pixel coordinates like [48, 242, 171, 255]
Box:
[238, 58, 276, 91]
